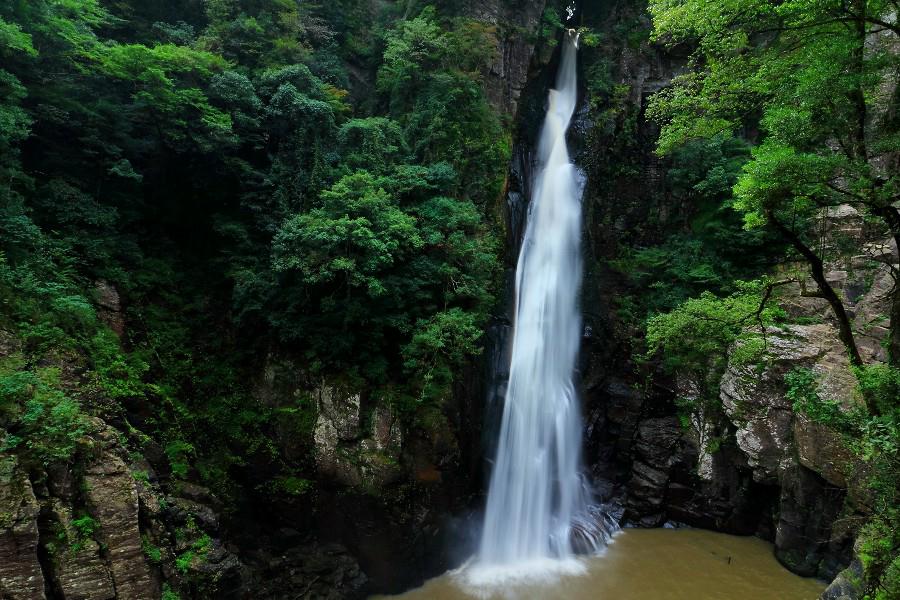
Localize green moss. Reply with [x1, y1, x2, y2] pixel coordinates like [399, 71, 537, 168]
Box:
[70, 515, 98, 553]
[141, 534, 162, 564]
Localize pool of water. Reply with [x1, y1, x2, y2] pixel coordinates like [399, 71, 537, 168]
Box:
[377, 528, 826, 600]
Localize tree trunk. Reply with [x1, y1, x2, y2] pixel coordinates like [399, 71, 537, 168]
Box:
[768, 212, 864, 367]
[872, 206, 900, 366]
[849, 0, 868, 161]
[888, 281, 900, 367]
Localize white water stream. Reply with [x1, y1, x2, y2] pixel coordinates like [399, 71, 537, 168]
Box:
[474, 31, 612, 583]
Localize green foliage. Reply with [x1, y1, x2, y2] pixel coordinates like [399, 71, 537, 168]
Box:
[646, 281, 779, 372]
[176, 532, 212, 574]
[855, 364, 900, 418]
[611, 134, 781, 321]
[263, 476, 313, 497]
[337, 117, 409, 174]
[165, 439, 195, 479]
[789, 364, 900, 594]
[161, 585, 180, 600]
[648, 0, 900, 365]
[0, 365, 91, 466]
[0, 0, 512, 527]
[270, 166, 499, 396]
[70, 515, 98, 553]
[377, 7, 508, 202]
[538, 6, 586, 46]
[785, 368, 844, 426]
[402, 308, 485, 402]
[645, 281, 783, 424]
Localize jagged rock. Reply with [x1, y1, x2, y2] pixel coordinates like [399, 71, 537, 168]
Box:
[192, 538, 245, 595]
[45, 499, 116, 600]
[460, 0, 548, 117]
[853, 266, 894, 363]
[170, 497, 220, 533]
[316, 384, 362, 443]
[720, 324, 858, 485]
[47, 463, 76, 501]
[793, 413, 854, 488]
[83, 450, 158, 599]
[0, 455, 45, 600]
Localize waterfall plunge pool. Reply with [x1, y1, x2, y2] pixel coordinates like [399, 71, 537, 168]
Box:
[376, 528, 826, 599]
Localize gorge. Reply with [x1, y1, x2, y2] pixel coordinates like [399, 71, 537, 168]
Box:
[0, 1, 898, 599]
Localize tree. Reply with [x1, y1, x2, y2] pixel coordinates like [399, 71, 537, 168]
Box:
[649, 0, 900, 366]
[269, 166, 498, 396]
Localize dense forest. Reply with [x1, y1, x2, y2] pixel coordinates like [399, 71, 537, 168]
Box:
[0, 0, 898, 599]
[1, 0, 512, 499]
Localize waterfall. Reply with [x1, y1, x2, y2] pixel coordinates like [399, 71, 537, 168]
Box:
[475, 31, 612, 578]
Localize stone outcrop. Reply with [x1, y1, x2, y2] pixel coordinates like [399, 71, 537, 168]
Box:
[461, 0, 549, 117]
[720, 324, 860, 486]
[249, 353, 476, 593]
[313, 383, 403, 490]
[0, 455, 45, 600]
[94, 280, 124, 337]
[821, 560, 865, 600]
[0, 414, 250, 600]
[83, 443, 157, 599]
[47, 497, 117, 599]
[614, 312, 865, 582]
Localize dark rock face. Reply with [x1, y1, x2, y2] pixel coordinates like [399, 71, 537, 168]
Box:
[249, 541, 367, 600]
[0, 413, 251, 600]
[460, 0, 549, 117]
[245, 355, 480, 595]
[775, 466, 851, 579]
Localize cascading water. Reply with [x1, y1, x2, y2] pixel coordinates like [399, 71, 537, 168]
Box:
[474, 30, 614, 579]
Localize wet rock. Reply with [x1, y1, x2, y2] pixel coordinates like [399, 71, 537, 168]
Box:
[624, 417, 682, 525]
[0, 455, 45, 600]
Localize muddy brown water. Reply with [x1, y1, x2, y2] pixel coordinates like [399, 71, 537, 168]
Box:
[377, 528, 827, 599]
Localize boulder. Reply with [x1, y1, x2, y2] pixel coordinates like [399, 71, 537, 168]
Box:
[313, 382, 403, 490]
